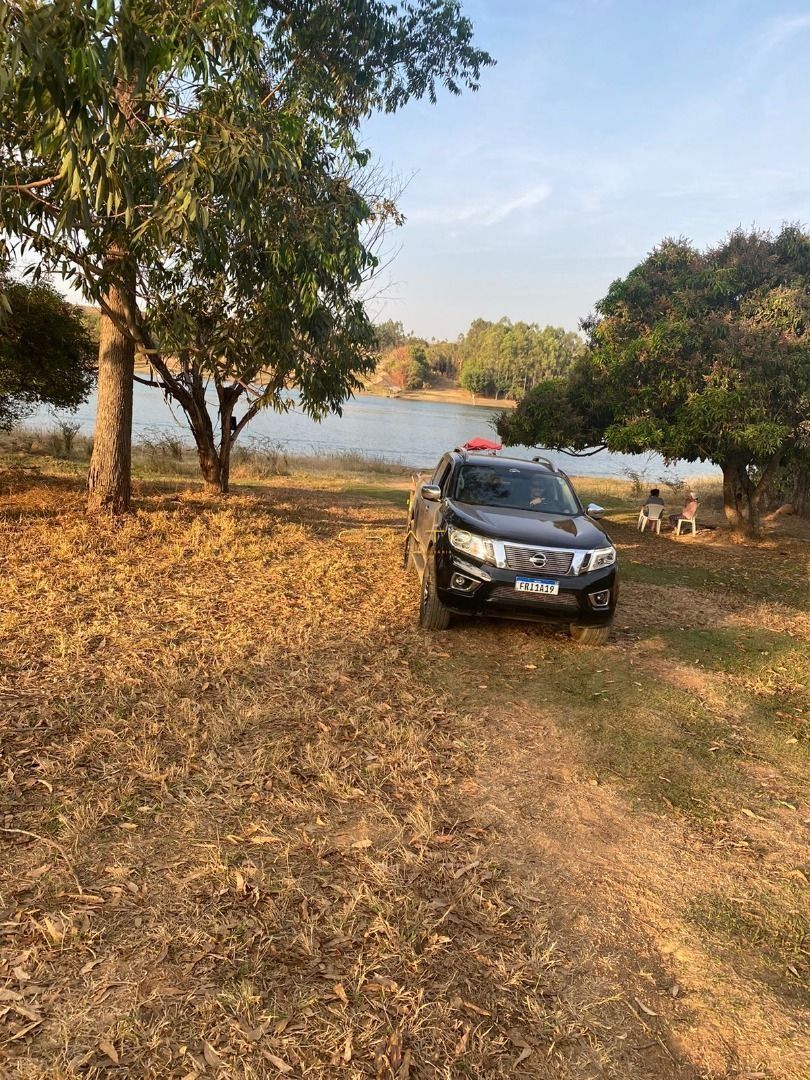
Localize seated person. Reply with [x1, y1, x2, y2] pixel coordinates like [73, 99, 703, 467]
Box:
[527, 476, 550, 508]
[641, 487, 665, 517]
[670, 491, 699, 529]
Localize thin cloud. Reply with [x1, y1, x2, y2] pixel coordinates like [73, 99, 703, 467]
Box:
[761, 13, 810, 50]
[408, 183, 551, 228]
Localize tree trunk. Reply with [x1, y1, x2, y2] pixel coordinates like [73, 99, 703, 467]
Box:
[746, 485, 763, 538]
[219, 445, 231, 494]
[190, 415, 227, 494]
[792, 466, 810, 517]
[196, 435, 224, 493]
[217, 424, 232, 494]
[721, 455, 780, 538]
[721, 459, 747, 532]
[87, 247, 136, 514]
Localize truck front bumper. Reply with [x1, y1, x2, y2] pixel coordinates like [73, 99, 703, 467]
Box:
[435, 551, 617, 627]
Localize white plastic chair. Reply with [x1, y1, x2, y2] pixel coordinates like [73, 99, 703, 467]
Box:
[638, 503, 664, 534]
[675, 515, 697, 536]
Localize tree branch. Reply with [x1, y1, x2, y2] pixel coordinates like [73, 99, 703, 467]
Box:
[1, 175, 59, 191]
[542, 444, 608, 458]
[753, 451, 783, 495]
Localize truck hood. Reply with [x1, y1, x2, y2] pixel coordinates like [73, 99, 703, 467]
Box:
[446, 501, 611, 550]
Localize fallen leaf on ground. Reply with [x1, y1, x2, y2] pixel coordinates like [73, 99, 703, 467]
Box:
[633, 997, 658, 1017]
[453, 860, 480, 879]
[453, 1024, 471, 1057]
[202, 1042, 220, 1067]
[10, 1019, 43, 1040]
[98, 1040, 119, 1065]
[263, 1051, 292, 1073]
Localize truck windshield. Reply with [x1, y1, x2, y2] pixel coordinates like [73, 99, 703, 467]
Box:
[453, 463, 580, 515]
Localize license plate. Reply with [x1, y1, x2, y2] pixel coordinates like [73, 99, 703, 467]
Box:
[515, 577, 559, 595]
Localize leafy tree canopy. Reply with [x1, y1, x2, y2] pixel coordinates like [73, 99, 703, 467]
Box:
[373, 319, 412, 352]
[0, 0, 492, 308]
[377, 342, 430, 390]
[458, 318, 585, 399]
[498, 226, 810, 533]
[0, 0, 492, 501]
[0, 266, 95, 429]
[374, 316, 584, 398]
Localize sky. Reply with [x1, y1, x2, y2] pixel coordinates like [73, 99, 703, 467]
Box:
[361, 0, 810, 339]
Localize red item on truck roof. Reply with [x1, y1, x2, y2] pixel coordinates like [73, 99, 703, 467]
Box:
[461, 437, 502, 452]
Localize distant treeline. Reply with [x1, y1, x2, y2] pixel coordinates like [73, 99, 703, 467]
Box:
[374, 317, 586, 398]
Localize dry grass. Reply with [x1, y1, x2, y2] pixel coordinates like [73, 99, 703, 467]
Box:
[1, 461, 808, 1079]
[0, 427, 411, 484]
[0, 469, 607, 1079]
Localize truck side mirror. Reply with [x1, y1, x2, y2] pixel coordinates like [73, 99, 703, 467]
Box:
[587, 503, 605, 519]
[421, 484, 442, 502]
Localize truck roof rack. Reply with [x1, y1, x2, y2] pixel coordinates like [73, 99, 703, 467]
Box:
[531, 455, 560, 472]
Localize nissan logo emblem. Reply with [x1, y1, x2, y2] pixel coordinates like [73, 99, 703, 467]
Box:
[530, 552, 547, 567]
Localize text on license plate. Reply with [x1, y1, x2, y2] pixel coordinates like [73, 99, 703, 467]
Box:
[515, 577, 559, 595]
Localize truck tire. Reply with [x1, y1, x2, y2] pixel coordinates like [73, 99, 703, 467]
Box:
[419, 557, 451, 630]
[569, 623, 611, 645]
[403, 531, 413, 570]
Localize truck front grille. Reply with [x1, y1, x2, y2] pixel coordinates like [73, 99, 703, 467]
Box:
[503, 545, 574, 575]
[490, 585, 578, 610]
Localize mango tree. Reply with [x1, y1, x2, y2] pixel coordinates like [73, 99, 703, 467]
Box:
[0, 263, 95, 429]
[498, 227, 810, 536]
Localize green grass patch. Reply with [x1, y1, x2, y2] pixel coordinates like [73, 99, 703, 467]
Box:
[572, 488, 630, 511]
[341, 481, 408, 506]
[686, 889, 810, 1003]
[620, 557, 809, 610]
[621, 559, 713, 590]
[658, 626, 799, 676]
[427, 641, 747, 817]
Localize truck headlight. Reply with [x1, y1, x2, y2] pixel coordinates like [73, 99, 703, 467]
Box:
[448, 526, 495, 564]
[588, 546, 616, 571]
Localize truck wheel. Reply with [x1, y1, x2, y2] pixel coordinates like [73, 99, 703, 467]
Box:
[570, 623, 611, 645]
[403, 529, 414, 570]
[419, 558, 451, 630]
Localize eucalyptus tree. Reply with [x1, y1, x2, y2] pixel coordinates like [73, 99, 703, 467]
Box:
[0, 1, 277, 509]
[141, 145, 387, 492]
[458, 318, 585, 399]
[0, 0, 491, 511]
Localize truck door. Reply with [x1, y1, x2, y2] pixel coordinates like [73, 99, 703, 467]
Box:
[416, 455, 453, 552]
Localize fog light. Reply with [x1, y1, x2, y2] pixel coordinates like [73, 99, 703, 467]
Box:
[451, 573, 474, 591]
[589, 589, 611, 608]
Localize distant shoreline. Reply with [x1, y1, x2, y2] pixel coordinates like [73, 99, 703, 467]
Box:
[360, 382, 515, 409]
[131, 363, 516, 410]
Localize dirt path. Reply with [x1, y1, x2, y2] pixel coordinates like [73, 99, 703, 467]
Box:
[462, 701, 807, 1079]
[443, 526, 810, 1080]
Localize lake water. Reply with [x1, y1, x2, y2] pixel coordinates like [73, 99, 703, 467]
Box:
[28, 383, 718, 480]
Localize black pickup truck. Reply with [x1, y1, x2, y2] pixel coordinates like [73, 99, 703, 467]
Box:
[404, 448, 618, 644]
